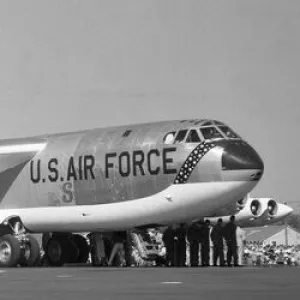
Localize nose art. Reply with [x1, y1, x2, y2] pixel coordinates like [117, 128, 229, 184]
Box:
[222, 141, 264, 172]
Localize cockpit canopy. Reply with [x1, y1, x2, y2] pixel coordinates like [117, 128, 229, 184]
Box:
[163, 120, 240, 144]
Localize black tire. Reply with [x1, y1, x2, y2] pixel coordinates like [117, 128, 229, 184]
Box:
[19, 235, 41, 267]
[72, 234, 89, 264]
[0, 235, 21, 267]
[66, 239, 79, 264]
[46, 237, 70, 266]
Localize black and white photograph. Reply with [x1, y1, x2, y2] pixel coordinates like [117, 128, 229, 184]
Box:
[0, 1, 299, 299]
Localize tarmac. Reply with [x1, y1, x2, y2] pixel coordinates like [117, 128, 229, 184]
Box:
[0, 266, 299, 300]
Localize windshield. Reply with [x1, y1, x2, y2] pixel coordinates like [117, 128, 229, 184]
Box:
[163, 122, 240, 145]
[186, 129, 201, 143]
[218, 126, 239, 139]
[174, 130, 188, 144]
[200, 127, 224, 140]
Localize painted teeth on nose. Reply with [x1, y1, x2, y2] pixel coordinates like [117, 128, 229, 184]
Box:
[174, 142, 216, 184]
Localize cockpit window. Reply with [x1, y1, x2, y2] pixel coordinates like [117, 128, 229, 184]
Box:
[163, 132, 176, 144]
[200, 127, 223, 140]
[174, 130, 188, 144]
[186, 129, 201, 143]
[218, 126, 239, 139]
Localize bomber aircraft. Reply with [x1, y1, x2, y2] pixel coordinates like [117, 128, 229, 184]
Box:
[0, 119, 264, 267]
[206, 194, 293, 227]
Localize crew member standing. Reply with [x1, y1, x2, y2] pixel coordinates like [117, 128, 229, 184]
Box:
[124, 230, 134, 267]
[94, 232, 107, 266]
[175, 223, 187, 267]
[223, 215, 238, 267]
[162, 226, 175, 266]
[187, 222, 202, 267]
[210, 218, 225, 266]
[201, 220, 211, 267]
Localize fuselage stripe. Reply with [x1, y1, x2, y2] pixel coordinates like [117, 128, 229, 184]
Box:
[174, 141, 215, 184]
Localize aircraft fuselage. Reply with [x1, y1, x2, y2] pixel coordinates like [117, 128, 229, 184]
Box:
[0, 119, 264, 232]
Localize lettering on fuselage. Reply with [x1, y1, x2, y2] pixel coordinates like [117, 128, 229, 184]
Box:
[61, 182, 74, 203]
[105, 148, 177, 178]
[30, 148, 177, 184]
[30, 155, 95, 184]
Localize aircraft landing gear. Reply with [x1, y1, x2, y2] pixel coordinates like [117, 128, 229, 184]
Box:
[45, 233, 89, 266]
[72, 234, 89, 264]
[19, 235, 41, 267]
[46, 235, 70, 266]
[0, 234, 40, 267]
[0, 235, 21, 267]
[0, 217, 41, 268]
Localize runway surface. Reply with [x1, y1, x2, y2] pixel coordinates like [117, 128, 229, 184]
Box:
[0, 266, 299, 300]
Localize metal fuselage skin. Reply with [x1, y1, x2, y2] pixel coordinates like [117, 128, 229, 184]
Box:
[0, 119, 264, 232]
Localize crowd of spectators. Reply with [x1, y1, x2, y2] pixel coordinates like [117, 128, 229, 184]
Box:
[128, 229, 300, 267]
[81, 225, 300, 267]
[243, 242, 300, 266]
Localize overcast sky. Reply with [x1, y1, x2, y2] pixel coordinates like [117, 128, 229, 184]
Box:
[0, 0, 299, 210]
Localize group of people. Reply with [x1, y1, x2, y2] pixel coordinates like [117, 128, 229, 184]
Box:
[40, 215, 244, 267]
[85, 215, 245, 267]
[243, 242, 300, 266]
[162, 216, 243, 267]
[40, 217, 300, 268]
[88, 231, 134, 267]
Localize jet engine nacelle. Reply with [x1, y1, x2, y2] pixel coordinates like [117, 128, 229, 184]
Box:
[206, 196, 293, 227]
[267, 199, 278, 217]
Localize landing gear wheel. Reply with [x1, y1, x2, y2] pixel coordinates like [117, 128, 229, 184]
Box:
[66, 239, 79, 264]
[46, 237, 70, 266]
[19, 235, 41, 267]
[72, 234, 89, 264]
[0, 235, 21, 267]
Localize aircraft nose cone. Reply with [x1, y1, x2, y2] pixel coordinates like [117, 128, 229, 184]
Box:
[222, 141, 264, 172]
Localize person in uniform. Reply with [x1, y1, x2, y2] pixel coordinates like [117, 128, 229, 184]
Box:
[175, 223, 187, 267]
[88, 232, 109, 266]
[201, 220, 211, 266]
[210, 218, 225, 266]
[162, 226, 176, 266]
[87, 232, 97, 265]
[187, 221, 202, 267]
[94, 232, 107, 266]
[223, 215, 238, 267]
[124, 230, 134, 267]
